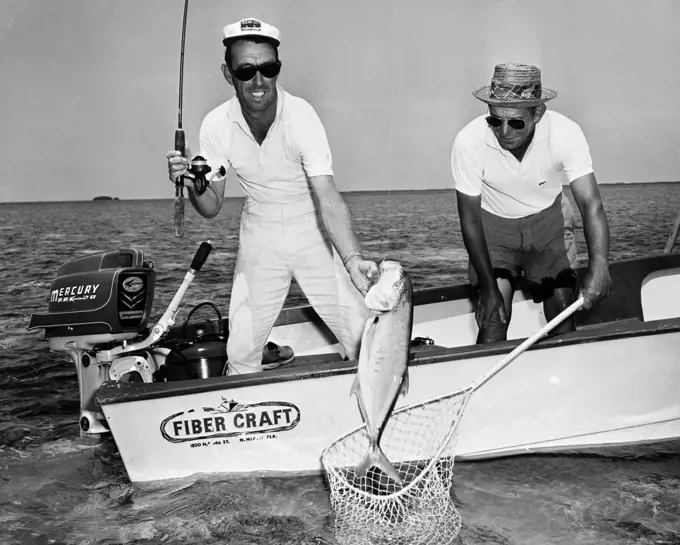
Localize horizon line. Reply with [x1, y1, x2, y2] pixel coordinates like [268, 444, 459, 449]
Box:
[2, 180, 679, 205]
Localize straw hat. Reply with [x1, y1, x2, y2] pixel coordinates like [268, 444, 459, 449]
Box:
[472, 62, 557, 107]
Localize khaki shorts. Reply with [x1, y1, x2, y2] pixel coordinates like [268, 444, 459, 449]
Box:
[468, 193, 577, 303]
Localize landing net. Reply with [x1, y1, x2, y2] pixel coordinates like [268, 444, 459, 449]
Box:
[321, 299, 583, 544]
[321, 387, 472, 545]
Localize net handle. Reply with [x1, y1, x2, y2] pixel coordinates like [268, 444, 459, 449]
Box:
[469, 297, 584, 393]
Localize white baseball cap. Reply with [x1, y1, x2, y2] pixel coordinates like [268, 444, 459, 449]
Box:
[222, 18, 281, 47]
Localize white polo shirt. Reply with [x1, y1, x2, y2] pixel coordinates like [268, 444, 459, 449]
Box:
[198, 85, 334, 205]
[451, 110, 594, 219]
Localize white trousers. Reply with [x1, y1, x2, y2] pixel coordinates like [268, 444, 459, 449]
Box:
[226, 198, 370, 374]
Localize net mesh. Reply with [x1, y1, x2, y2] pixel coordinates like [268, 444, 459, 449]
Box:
[321, 387, 473, 545]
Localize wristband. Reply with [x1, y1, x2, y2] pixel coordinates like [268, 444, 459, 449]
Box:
[342, 251, 362, 265]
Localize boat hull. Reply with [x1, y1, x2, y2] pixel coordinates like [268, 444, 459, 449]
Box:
[98, 319, 680, 482]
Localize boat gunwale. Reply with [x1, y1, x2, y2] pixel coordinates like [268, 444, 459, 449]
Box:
[95, 315, 680, 407]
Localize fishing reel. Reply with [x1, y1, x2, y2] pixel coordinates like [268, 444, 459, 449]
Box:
[185, 156, 226, 196]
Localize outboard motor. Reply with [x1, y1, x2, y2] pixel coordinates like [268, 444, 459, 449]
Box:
[28, 241, 214, 436]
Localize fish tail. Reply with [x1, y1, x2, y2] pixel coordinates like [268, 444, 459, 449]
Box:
[356, 444, 403, 485]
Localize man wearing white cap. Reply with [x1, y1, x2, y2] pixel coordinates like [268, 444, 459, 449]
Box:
[451, 62, 612, 344]
[166, 18, 376, 373]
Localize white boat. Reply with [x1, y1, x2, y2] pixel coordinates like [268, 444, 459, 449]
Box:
[28, 242, 680, 483]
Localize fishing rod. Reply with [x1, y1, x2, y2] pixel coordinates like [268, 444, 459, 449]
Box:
[173, 0, 189, 238]
[173, 0, 213, 238]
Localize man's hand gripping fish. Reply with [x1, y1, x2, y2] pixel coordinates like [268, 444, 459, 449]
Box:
[350, 260, 414, 485]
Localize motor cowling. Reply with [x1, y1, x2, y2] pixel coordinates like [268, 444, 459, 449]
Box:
[28, 248, 156, 340]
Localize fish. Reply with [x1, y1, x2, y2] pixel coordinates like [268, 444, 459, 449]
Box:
[350, 260, 414, 485]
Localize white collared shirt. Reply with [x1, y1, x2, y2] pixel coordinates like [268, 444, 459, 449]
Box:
[451, 110, 594, 218]
[198, 85, 333, 204]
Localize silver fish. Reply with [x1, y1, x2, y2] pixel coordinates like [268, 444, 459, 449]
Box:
[350, 260, 413, 485]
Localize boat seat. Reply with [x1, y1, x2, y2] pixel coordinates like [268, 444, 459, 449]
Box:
[284, 352, 345, 368]
[410, 343, 448, 354]
[576, 317, 641, 331]
[276, 341, 448, 370]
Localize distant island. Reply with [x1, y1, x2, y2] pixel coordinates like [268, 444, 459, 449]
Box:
[92, 196, 120, 201]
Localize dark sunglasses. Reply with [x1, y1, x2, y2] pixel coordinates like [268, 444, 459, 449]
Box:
[486, 115, 526, 131]
[231, 61, 281, 82]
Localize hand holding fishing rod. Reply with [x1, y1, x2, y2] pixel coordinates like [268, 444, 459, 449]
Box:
[168, 149, 217, 196]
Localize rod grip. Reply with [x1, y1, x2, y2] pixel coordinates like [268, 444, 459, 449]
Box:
[174, 128, 186, 199]
[175, 129, 186, 156]
[174, 195, 185, 237]
[190, 240, 213, 272]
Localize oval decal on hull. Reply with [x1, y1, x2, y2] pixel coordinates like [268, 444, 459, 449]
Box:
[160, 398, 301, 444]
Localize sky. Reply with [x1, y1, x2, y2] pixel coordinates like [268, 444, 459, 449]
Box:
[0, 0, 679, 202]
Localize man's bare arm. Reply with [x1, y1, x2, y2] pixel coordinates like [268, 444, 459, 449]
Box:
[570, 172, 611, 308]
[308, 174, 363, 260]
[186, 176, 227, 219]
[456, 191, 496, 289]
[570, 173, 610, 269]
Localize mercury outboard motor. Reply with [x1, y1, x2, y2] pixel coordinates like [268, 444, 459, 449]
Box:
[28, 241, 214, 436]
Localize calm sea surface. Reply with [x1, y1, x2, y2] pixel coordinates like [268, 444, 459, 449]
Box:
[2, 186, 680, 545]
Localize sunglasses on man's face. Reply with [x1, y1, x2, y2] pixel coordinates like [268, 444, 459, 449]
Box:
[485, 115, 526, 131]
[231, 61, 282, 82]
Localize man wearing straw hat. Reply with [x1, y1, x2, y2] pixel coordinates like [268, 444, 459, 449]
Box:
[166, 18, 376, 373]
[451, 62, 612, 344]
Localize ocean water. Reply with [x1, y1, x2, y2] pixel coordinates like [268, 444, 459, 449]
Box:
[2, 185, 680, 545]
